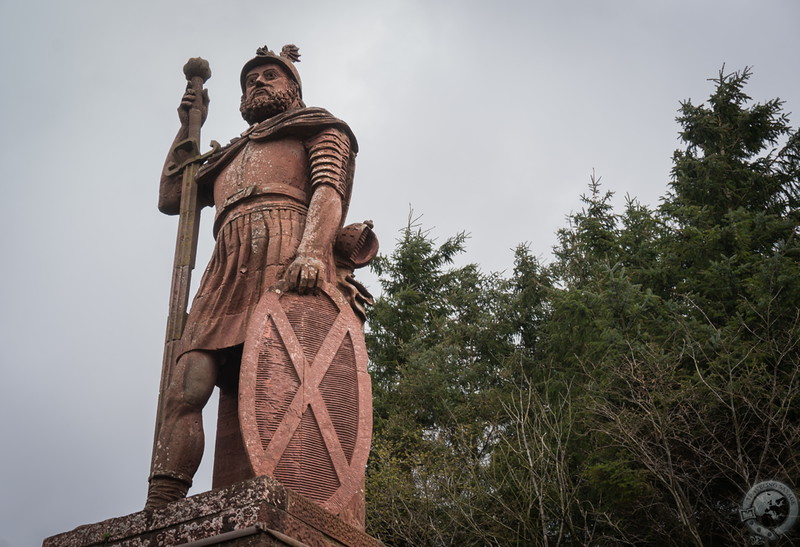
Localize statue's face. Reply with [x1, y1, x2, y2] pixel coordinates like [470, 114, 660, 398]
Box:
[240, 62, 301, 124]
[243, 63, 294, 101]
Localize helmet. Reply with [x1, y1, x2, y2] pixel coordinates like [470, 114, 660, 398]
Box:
[240, 45, 302, 96]
[335, 221, 379, 270]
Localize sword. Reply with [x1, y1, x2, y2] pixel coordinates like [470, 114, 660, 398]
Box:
[150, 57, 216, 472]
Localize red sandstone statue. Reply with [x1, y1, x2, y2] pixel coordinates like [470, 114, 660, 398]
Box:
[148, 45, 377, 529]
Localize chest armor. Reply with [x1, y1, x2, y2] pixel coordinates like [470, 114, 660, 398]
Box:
[214, 137, 309, 211]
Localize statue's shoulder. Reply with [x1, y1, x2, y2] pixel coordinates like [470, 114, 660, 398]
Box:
[296, 107, 358, 153]
[197, 108, 358, 184]
[251, 107, 357, 149]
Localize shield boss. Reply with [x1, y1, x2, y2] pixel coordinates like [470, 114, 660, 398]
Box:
[239, 283, 372, 517]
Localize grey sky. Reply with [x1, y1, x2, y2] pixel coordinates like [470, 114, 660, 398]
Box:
[1, 1, 798, 545]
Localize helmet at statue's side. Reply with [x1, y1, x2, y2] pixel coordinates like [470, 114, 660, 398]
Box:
[240, 45, 302, 96]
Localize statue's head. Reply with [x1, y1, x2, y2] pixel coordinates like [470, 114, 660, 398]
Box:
[239, 45, 304, 124]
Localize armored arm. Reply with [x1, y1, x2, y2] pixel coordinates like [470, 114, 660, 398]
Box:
[284, 127, 354, 293]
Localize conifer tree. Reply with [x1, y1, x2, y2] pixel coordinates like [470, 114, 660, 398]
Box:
[662, 67, 800, 326]
[364, 68, 800, 545]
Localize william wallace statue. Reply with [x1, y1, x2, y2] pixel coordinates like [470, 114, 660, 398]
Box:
[148, 45, 377, 528]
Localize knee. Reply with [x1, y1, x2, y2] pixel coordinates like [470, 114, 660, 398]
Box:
[169, 351, 218, 410]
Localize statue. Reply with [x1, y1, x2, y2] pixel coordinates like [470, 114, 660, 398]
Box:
[147, 45, 377, 529]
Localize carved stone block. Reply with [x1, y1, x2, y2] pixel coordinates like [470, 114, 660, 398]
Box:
[43, 476, 384, 547]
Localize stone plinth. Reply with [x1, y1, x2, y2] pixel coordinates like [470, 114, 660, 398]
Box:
[43, 476, 383, 547]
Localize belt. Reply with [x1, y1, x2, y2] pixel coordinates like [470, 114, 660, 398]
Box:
[213, 194, 308, 237]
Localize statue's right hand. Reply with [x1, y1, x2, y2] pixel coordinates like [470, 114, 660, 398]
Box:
[178, 85, 209, 126]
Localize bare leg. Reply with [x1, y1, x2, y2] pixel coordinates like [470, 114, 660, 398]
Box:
[146, 350, 219, 509]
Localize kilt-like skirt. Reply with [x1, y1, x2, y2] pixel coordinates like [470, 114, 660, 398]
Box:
[179, 205, 307, 354]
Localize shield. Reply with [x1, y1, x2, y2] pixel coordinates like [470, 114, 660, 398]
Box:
[239, 281, 372, 517]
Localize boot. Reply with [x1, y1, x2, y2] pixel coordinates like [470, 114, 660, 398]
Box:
[144, 472, 192, 510]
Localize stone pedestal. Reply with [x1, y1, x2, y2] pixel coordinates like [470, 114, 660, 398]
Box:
[43, 476, 383, 547]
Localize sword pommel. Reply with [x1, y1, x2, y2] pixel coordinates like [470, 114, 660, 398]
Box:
[183, 57, 211, 83]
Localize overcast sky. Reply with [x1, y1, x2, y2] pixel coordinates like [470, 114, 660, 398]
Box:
[1, 1, 798, 545]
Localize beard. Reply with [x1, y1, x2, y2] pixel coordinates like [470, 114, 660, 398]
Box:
[240, 86, 301, 124]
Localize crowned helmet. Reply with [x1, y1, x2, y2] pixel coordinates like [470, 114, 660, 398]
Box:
[240, 44, 302, 96]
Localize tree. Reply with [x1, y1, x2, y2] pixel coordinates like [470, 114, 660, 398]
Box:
[588, 67, 800, 544]
[364, 68, 800, 545]
[662, 66, 800, 327]
[365, 217, 516, 545]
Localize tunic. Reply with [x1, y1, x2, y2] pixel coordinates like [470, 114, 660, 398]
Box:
[175, 107, 357, 354]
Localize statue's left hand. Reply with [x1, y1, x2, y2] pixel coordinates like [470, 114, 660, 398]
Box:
[284, 255, 326, 294]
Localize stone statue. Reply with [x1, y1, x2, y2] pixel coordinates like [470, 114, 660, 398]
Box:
[147, 45, 377, 529]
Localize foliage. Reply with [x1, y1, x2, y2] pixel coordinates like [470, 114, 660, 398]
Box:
[364, 68, 800, 546]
